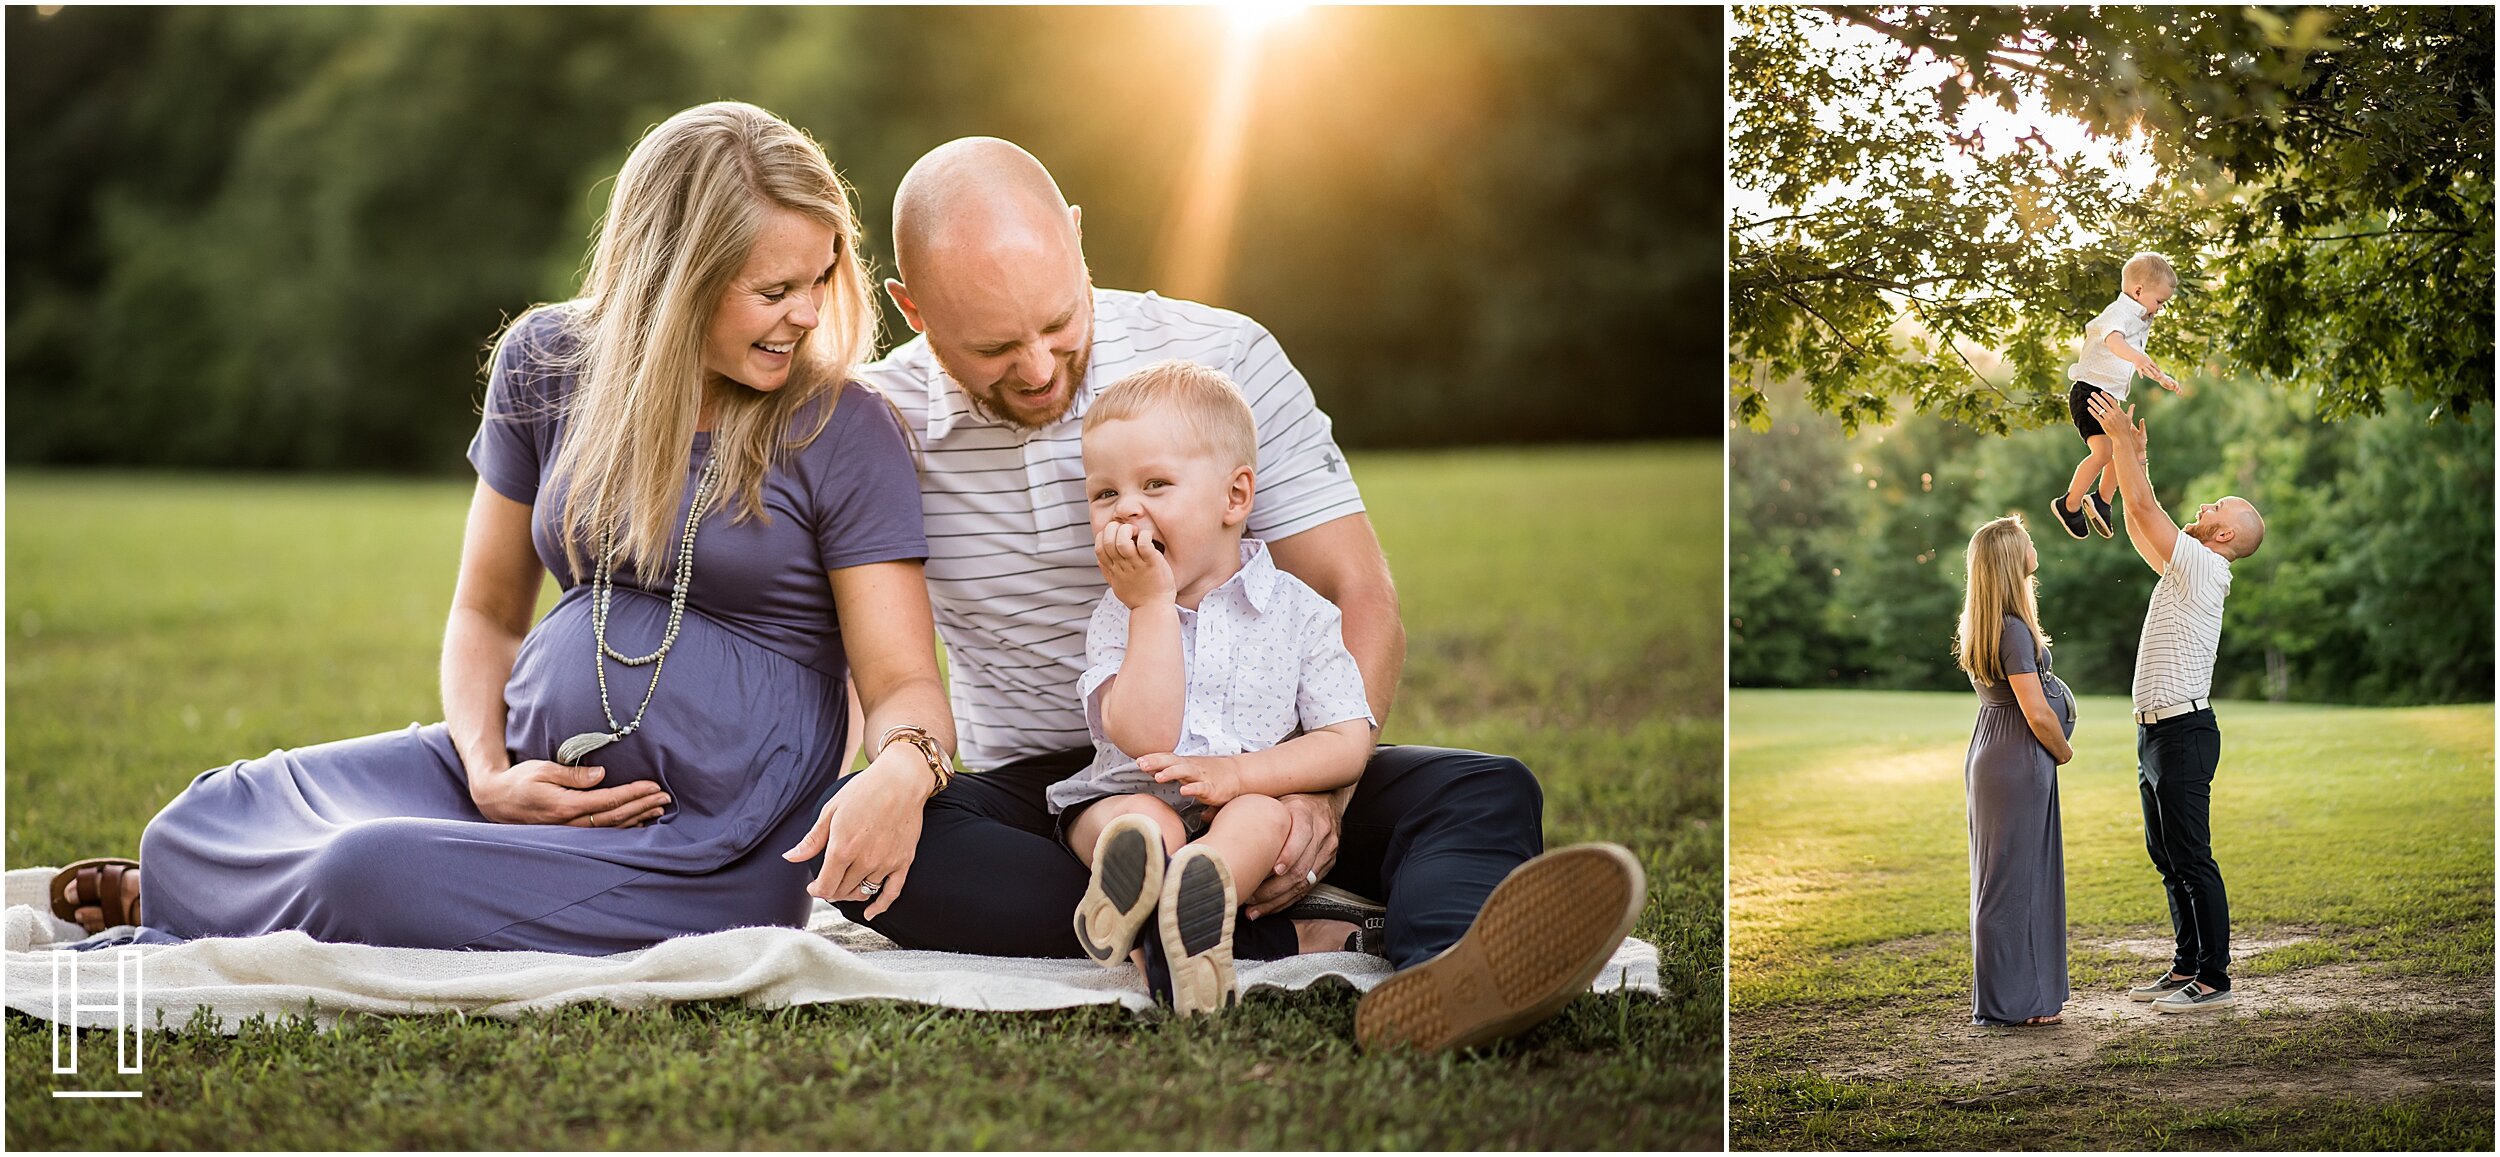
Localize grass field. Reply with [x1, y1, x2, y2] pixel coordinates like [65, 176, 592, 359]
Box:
[6, 442, 1721, 1149]
[1729, 689, 2495, 1151]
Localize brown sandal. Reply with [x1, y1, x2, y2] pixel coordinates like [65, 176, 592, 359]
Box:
[48, 857, 142, 935]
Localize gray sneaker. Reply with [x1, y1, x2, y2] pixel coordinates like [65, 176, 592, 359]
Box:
[2152, 980, 2235, 1013]
[1279, 883, 1387, 956]
[2128, 972, 2197, 1002]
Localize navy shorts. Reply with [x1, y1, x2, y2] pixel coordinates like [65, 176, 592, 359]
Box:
[2069, 381, 2113, 441]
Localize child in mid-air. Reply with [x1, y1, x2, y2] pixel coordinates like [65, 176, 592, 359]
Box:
[1055, 359, 1376, 1017]
[2055, 252, 2183, 540]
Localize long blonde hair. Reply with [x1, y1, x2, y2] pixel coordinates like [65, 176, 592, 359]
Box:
[499, 101, 878, 576]
[1955, 515, 2052, 685]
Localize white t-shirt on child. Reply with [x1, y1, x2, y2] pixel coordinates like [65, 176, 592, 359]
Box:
[2067, 294, 2152, 395]
[1048, 538, 1376, 816]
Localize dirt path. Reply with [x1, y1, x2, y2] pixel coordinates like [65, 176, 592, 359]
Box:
[1737, 928, 2494, 1108]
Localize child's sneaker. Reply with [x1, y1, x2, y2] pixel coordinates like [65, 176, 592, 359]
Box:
[1157, 845, 1238, 1016]
[1074, 813, 1165, 967]
[2085, 493, 2116, 538]
[2050, 493, 2092, 540]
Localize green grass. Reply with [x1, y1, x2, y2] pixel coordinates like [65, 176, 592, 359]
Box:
[7, 442, 1721, 1149]
[1729, 689, 2495, 1150]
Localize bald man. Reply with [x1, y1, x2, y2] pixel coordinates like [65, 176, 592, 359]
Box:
[831, 138, 1643, 1051]
[2088, 390, 2265, 1014]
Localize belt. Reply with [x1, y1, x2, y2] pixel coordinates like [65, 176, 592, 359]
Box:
[2135, 698, 2209, 725]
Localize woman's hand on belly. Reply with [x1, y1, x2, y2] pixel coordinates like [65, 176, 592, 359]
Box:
[471, 758, 673, 827]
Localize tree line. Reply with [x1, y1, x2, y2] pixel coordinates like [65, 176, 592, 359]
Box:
[1732, 379, 2493, 705]
[8, 6, 1719, 472]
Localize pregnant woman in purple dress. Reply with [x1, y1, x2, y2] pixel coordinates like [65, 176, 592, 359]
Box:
[1955, 514, 2077, 1027]
[48, 102, 953, 954]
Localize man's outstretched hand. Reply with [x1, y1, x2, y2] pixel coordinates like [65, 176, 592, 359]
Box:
[2089, 391, 2147, 458]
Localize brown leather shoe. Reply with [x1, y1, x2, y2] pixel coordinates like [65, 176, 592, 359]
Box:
[1355, 842, 1645, 1052]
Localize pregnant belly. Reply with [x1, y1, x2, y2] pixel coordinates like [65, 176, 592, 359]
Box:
[504, 587, 841, 831]
[2043, 674, 2077, 738]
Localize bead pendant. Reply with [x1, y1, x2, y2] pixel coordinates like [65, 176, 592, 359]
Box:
[556, 731, 617, 766]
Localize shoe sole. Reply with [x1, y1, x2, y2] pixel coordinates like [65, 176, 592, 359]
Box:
[2084, 503, 2114, 538]
[1281, 883, 1388, 930]
[2153, 994, 2235, 1014]
[1159, 847, 1237, 1017]
[1073, 815, 1164, 967]
[1355, 842, 1644, 1053]
[2128, 988, 2188, 1002]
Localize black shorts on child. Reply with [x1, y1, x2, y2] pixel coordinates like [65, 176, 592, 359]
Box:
[2069, 381, 2111, 440]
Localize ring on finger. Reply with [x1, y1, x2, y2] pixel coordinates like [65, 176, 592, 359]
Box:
[857, 879, 882, 897]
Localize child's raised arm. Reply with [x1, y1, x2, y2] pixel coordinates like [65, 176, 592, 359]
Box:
[1092, 520, 1184, 757]
[2101, 330, 2180, 391]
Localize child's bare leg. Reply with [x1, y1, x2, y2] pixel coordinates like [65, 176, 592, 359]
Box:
[1191, 794, 1291, 895]
[1068, 793, 1188, 866]
[1186, 797, 1358, 954]
[2063, 437, 2112, 510]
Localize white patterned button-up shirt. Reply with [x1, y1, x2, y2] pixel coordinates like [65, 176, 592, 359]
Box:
[1045, 539, 1375, 815]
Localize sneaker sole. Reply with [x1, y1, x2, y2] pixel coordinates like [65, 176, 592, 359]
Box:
[1354, 842, 1644, 1053]
[2128, 987, 2188, 1002]
[1074, 815, 1163, 967]
[1159, 848, 1237, 1017]
[1287, 883, 1387, 919]
[2084, 504, 2114, 538]
[2153, 993, 2235, 1014]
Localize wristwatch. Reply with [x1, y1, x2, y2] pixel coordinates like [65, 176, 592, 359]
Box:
[879, 725, 954, 796]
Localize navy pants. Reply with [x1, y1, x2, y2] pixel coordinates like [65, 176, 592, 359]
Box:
[829, 744, 1544, 970]
[2138, 710, 2230, 989]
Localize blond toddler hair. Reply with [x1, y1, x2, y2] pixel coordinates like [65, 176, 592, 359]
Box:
[2122, 252, 2178, 293]
[1082, 359, 1259, 470]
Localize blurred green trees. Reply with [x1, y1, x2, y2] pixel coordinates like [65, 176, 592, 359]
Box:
[8, 6, 1719, 471]
[1729, 379, 2494, 705]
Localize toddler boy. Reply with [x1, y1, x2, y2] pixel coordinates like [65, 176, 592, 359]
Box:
[1054, 359, 1376, 1016]
[2056, 252, 2183, 539]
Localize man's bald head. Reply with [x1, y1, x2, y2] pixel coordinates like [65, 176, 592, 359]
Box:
[884, 138, 1097, 429]
[2187, 495, 2266, 561]
[891, 137, 1079, 285]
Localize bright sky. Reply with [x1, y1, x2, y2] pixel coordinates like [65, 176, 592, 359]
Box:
[1728, 13, 2159, 240]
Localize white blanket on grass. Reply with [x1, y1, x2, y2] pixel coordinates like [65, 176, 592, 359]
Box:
[2, 867, 1661, 1033]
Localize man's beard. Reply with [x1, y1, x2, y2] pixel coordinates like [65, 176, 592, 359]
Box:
[951, 334, 1091, 430]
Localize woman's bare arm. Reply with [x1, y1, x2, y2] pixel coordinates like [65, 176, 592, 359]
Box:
[781, 559, 953, 919]
[446, 480, 668, 826]
[2007, 672, 2074, 765]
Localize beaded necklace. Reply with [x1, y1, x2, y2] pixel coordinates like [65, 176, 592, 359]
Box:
[555, 452, 724, 766]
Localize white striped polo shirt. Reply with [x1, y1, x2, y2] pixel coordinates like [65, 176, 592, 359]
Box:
[856, 288, 1367, 770]
[2132, 531, 2233, 713]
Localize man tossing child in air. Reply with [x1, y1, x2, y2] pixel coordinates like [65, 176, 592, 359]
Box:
[2055, 252, 2184, 540]
[1054, 359, 1377, 1017]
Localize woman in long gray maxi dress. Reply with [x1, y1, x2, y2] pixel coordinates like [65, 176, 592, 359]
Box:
[56, 103, 958, 955]
[1957, 516, 2076, 1027]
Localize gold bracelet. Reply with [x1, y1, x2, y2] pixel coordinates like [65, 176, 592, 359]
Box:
[879, 725, 953, 796]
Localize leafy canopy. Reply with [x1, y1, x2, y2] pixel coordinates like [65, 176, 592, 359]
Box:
[1730, 5, 2494, 433]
